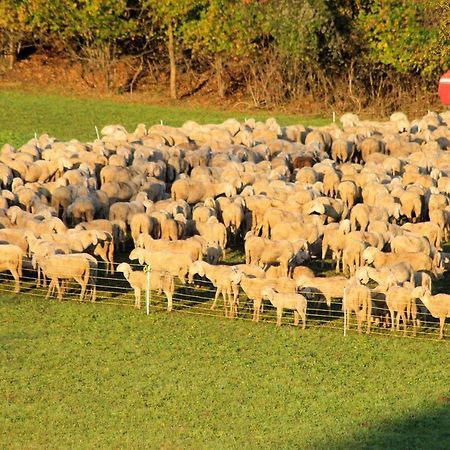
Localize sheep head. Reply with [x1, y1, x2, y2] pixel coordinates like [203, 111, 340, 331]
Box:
[116, 263, 131, 280]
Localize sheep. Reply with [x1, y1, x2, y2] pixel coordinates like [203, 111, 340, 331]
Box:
[295, 274, 349, 309]
[383, 283, 418, 336]
[134, 234, 203, 263]
[343, 277, 372, 335]
[33, 253, 97, 302]
[412, 287, 450, 339]
[355, 263, 414, 290]
[116, 262, 175, 311]
[0, 244, 24, 293]
[239, 275, 298, 322]
[261, 287, 307, 329]
[187, 260, 242, 318]
[129, 248, 193, 285]
[362, 247, 439, 277]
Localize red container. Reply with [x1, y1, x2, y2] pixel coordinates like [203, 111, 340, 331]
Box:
[438, 70, 450, 105]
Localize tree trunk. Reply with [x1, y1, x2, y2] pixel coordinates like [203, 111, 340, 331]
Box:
[168, 22, 177, 100]
[7, 37, 17, 70]
[214, 54, 225, 98]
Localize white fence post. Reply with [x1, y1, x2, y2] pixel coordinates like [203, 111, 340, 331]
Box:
[144, 264, 152, 315]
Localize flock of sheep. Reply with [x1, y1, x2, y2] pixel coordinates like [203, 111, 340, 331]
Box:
[1, 110, 450, 338]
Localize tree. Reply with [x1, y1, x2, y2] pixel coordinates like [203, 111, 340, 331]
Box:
[142, 0, 204, 99]
[182, 0, 257, 98]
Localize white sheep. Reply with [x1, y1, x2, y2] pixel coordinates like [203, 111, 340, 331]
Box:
[412, 287, 450, 339]
[240, 275, 298, 322]
[261, 287, 307, 329]
[129, 248, 193, 285]
[188, 260, 242, 318]
[0, 244, 24, 293]
[343, 277, 372, 335]
[116, 263, 175, 311]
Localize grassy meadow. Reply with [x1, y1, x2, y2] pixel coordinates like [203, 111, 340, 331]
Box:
[0, 89, 330, 148]
[1, 294, 450, 449]
[0, 89, 450, 449]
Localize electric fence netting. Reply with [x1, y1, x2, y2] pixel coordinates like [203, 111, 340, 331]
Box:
[0, 258, 447, 342]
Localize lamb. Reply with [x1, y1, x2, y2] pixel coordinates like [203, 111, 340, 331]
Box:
[116, 262, 175, 311]
[0, 244, 24, 293]
[412, 287, 450, 339]
[239, 275, 298, 322]
[129, 248, 193, 285]
[261, 287, 307, 329]
[187, 260, 242, 318]
[343, 277, 372, 335]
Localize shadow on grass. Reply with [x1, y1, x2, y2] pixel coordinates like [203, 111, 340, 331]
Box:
[323, 401, 450, 450]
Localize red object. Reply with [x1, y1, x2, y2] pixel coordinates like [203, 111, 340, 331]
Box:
[438, 70, 450, 105]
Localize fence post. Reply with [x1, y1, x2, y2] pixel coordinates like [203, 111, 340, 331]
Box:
[144, 264, 152, 315]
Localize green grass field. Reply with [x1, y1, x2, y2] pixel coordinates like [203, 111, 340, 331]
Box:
[0, 89, 330, 148]
[1, 90, 450, 449]
[1, 294, 450, 450]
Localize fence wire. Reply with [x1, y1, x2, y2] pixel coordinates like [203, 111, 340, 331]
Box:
[0, 258, 448, 342]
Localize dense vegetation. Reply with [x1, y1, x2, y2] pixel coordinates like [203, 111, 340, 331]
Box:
[0, 0, 449, 112]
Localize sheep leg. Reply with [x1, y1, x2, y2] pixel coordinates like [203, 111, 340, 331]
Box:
[211, 288, 220, 311]
[300, 308, 306, 330]
[389, 309, 395, 332]
[439, 317, 445, 340]
[74, 276, 86, 301]
[10, 269, 20, 293]
[165, 290, 173, 312]
[276, 307, 283, 326]
[222, 289, 228, 317]
[134, 288, 141, 309]
[253, 298, 262, 322]
[357, 309, 362, 334]
[46, 279, 56, 299]
[294, 311, 299, 326]
[366, 301, 372, 335]
[55, 280, 63, 301]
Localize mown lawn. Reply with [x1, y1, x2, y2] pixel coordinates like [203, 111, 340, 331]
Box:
[1, 295, 449, 449]
[0, 89, 330, 148]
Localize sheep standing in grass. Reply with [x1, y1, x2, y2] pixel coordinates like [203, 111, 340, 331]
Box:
[188, 260, 242, 318]
[33, 253, 97, 302]
[412, 287, 450, 339]
[261, 287, 307, 329]
[343, 277, 372, 335]
[0, 244, 24, 293]
[116, 263, 175, 311]
[383, 283, 418, 336]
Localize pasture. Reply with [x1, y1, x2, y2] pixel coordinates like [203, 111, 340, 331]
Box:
[0, 89, 329, 148]
[1, 90, 450, 448]
[1, 294, 450, 449]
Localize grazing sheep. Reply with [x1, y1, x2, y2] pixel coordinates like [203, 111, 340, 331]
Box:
[261, 287, 307, 329]
[116, 263, 175, 311]
[412, 287, 450, 339]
